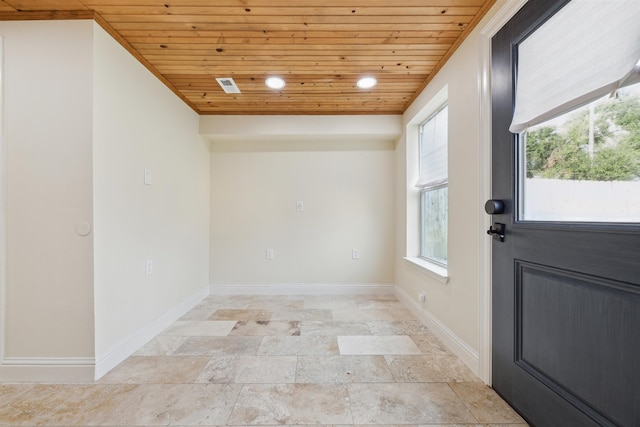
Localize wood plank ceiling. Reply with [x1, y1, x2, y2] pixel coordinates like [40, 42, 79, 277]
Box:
[0, 0, 496, 115]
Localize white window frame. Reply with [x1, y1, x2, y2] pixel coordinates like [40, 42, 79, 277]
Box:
[403, 85, 448, 283]
[418, 104, 448, 267]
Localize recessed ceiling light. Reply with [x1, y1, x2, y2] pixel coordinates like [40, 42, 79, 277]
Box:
[357, 77, 377, 89]
[265, 77, 286, 90]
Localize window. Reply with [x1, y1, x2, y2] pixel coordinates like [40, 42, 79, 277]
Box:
[417, 104, 448, 265]
[510, 0, 640, 224]
[519, 81, 640, 223]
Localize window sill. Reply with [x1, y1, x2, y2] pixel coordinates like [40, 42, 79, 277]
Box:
[403, 257, 449, 284]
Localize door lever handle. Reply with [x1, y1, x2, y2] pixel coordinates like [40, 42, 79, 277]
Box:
[487, 223, 506, 242]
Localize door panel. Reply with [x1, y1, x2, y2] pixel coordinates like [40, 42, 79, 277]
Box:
[491, 0, 640, 425]
[516, 262, 640, 425]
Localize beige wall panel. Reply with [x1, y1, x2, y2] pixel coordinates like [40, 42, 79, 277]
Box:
[92, 23, 210, 359]
[3, 20, 95, 358]
[210, 147, 394, 285]
[396, 0, 507, 354]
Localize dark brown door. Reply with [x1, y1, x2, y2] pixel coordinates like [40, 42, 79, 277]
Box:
[490, 1, 640, 425]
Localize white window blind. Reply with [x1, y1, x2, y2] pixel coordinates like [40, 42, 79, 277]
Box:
[509, 0, 640, 134]
[416, 105, 448, 188]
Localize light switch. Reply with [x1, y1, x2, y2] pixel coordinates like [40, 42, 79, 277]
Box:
[296, 200, 304, 211]
[144, 169, 152, 185]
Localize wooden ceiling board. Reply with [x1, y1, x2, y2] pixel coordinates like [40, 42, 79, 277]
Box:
[0, 0, 496, 115]
[82, 0, 488, 5]
[6, 0, 88, 10]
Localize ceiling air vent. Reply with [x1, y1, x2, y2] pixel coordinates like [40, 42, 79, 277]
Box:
[216, 77, 241, 94]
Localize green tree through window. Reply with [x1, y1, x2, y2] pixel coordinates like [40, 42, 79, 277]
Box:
[525, 85, 640, 181]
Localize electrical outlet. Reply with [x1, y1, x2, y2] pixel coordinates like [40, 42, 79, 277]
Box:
[352, 249, 360, 260]
[145, 259, 153, 276]
[266, 248, 274, 260]
[144, 169, 152, 185]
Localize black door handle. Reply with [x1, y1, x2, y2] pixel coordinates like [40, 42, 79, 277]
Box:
[485, 199, 505, 215]
[487, 223, 506, 242]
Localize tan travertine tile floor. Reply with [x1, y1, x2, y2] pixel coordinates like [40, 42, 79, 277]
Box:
[0, 294, 528, 426]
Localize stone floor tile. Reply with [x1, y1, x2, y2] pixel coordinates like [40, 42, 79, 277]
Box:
[348, 383, 477, 424]
[227, 383, 352, 425]
[355, 300, 407, 310]
[384, 354, 480, 383]
[198, 295, 255, 308]
[410, 334, 452, 355]
[199, 295, 254, 309]
[271, 309, 333, 321]
[338, 336, 421, 355]
[332, 309, 395, 321]
[247, 299, 304, 310]
[353, 294, 399, 303]
[388, 308, 419, 321]
[0, 384, 34, 409]
[449, 382, 527, 424]
[178, 305, 218, 321]
[0, 384, 138, 426]
[133, 336, 188, 356]
[91, 383, 242, 426]
[367, 320, 431, 336]
[201, 300, 253, 310]
[296, 355, 395, 383]
[0, 294, 527, 427]
[162, 320, 237, 336]
[303, 297, 359, 310]
[202, 295, 253, 303]
[173, 336, 262, 356]
[257, 336, 340, 355]
[196, 356, 297, 384]
[229, 320, 301, 336]
[209, 309, 272, 321]
[99, 356, 210, 384]
[300, 321, 372, 336]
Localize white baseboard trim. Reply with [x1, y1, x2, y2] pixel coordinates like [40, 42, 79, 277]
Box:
[93, 285, 209, 380]
[0, 357, 95, 382]
[394, 286, 480, 376]
[209, 283, 395, 296]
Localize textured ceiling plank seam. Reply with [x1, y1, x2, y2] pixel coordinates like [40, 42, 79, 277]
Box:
[0, 10, 95, 20]
[98, 15, 475, 25]
[123, 37, 461, 45]
[85, 6, 481, 17]
[82, 0, 487, 6]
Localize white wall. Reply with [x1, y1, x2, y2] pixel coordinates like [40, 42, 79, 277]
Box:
[209, 141, 395, 286]
[0, 20, 210, 381]
[395, 1, 507, 374]
[200, 115, 402, 144]
[92, 24, 210, 365]
[1, 20, 95, 361]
